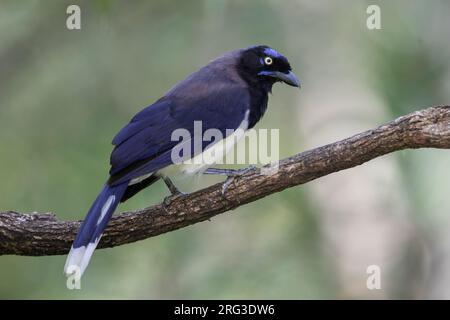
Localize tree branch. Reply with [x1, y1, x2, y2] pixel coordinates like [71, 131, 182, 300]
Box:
[2, 106, 450, 256]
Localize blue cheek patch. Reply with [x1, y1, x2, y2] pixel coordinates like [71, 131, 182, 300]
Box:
[263, 47, 282, 58]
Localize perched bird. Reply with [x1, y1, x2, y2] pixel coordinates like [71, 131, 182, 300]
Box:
[64, 45, 300, 277]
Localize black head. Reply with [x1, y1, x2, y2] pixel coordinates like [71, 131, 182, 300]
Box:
[237, 45, 300, 91]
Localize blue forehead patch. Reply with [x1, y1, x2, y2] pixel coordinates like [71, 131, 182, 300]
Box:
[263, 47, 282, 58]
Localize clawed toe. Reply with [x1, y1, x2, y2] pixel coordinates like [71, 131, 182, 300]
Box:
[221, 176, 235, 196]
[221, 165, 257, 196]
[236, 164, 256, 175]
[163, 191, 187, 210]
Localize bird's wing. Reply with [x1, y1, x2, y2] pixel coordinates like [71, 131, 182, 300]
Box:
[108, 76, 250, 185]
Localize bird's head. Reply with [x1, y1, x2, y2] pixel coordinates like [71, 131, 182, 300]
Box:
[237, 45, 300, 90]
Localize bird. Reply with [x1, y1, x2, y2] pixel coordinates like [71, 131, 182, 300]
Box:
[64, 45, 300, 278]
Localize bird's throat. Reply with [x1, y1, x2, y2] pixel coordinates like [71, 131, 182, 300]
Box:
[247, 86, 269, 129]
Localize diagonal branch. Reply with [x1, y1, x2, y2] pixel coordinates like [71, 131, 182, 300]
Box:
[1, 106, 450, 256]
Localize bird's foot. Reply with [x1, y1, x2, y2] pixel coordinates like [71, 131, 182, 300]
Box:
[204, 165, 257, 177]
[209, 165, 257, 196]
[162, 190, 187, 213]
[221, 176, 235, 196]
[163, 190, 186, 205]
[161, 176, 187, 212]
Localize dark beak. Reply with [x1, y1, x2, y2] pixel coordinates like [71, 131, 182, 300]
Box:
[272, 71, 300, 88]
[259, 70, 300, 88]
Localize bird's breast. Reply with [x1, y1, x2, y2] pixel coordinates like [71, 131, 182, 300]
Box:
[247, 88, 269, 129]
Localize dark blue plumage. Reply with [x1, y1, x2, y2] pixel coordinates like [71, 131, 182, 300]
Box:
[109, 54, 250, 183]
[72, 184, 127, 248]
[64, 45, 299, 277]
[64, 182, 127, 275]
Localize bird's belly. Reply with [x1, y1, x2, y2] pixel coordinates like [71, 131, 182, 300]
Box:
[129, 130, 245, 185]
[159, 110, 249, 178]
[159, 126, 247, 177]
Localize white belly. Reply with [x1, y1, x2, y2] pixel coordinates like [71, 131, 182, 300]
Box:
[158, 110, 249, 178]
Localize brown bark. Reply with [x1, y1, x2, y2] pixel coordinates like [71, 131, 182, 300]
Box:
[1, 106, 450, 256]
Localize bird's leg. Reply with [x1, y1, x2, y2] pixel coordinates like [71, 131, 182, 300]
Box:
[203, 166, 256, 176]
[162, 176, 186, 209]
[204, 165, 256, 195]
[162, 176, 183, 195]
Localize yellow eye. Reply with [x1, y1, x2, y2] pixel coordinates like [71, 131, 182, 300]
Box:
[264, 56, 273, 65]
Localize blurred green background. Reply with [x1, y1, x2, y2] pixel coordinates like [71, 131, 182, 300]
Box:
[1, 0, 450, 299]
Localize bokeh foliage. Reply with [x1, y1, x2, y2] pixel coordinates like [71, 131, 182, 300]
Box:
[1, 0, 450, 299]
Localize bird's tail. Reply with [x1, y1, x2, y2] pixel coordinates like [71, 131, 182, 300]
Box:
[64, 182, 128, 277]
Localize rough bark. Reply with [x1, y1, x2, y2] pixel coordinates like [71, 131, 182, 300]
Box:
[1, 106, 450, 256]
